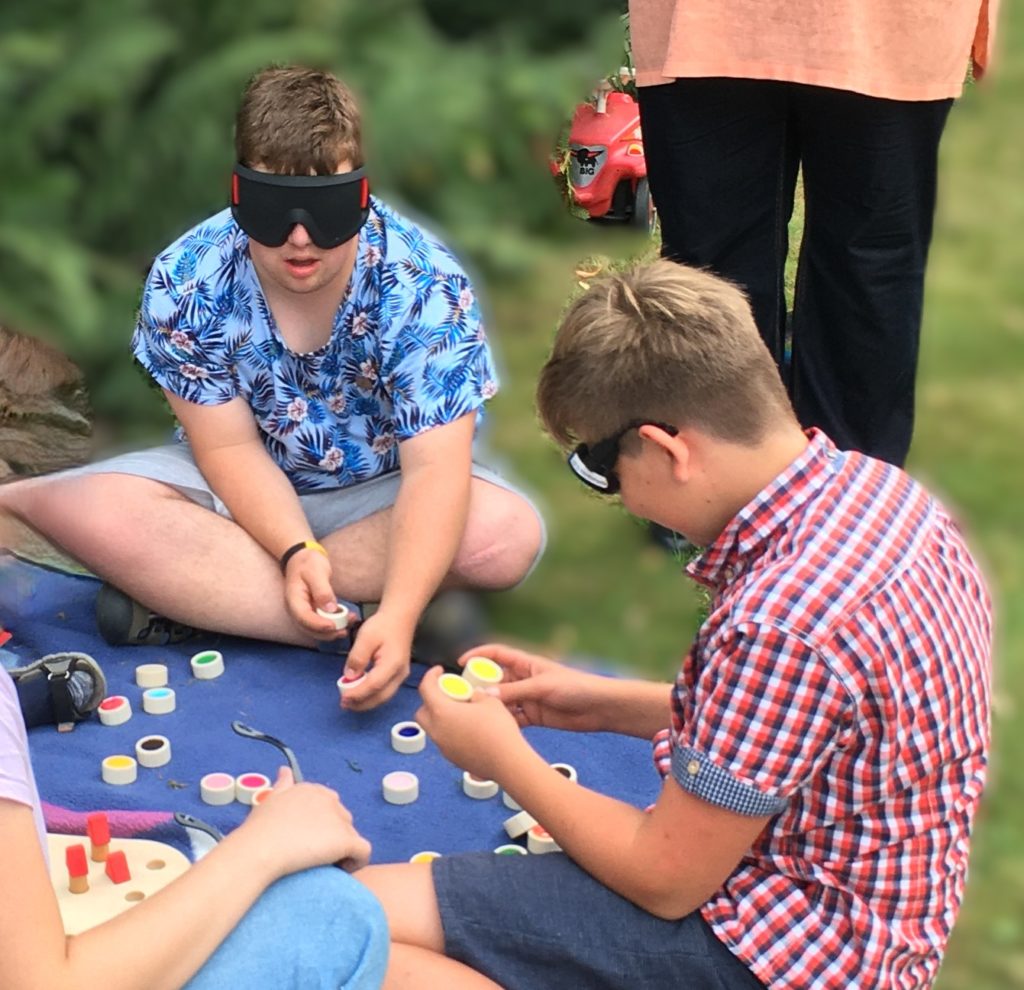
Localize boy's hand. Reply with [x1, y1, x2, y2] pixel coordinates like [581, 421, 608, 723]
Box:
[414, 665, 528, 782]
[458, 643, 613, 734]
[239, 767, 372, 877]
[283, 550, 349, 640]
[338, 610, 414, 710]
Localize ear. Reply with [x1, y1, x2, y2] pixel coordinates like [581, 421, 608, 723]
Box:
[637, 424, 690, 482]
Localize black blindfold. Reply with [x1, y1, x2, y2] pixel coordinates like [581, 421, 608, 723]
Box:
[230, 164, 370, 249]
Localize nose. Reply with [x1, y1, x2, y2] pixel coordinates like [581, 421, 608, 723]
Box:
[287, 223, 312, 247]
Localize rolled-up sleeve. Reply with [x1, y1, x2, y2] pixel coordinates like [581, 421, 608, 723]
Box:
[668, 623, 853, 816]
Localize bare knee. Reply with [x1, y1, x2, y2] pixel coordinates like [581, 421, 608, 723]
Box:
[452, 486, 544, 590]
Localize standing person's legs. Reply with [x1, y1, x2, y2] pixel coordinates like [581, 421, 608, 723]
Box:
[637, 77, 799, 372]
[790, 87, 953, 465]
[184, 866, 388, 990]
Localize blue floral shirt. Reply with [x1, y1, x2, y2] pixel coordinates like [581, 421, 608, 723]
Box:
[132, 200, 498, 492]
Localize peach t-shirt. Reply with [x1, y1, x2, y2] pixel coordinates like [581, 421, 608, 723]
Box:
[630, 0, 997, 100]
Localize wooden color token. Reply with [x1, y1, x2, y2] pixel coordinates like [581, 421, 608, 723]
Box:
[101, 755, 137, 786]
[316, 604, 350, 631]
[382, 771, 419, 805]
[200, 772, 236, 806]
[141, 688, 175, 715]
[190, 650, 225, 680]
[463, 656, 503, 690]
[135, 735, 171, 768]
[462, 771, 499, 800]
[98, 696, 132, 727]
[135, 664, 168, 688]
[437, 673, 474, 702]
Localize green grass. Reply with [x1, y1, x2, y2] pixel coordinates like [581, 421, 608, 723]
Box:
[480, 7, 1024, 986]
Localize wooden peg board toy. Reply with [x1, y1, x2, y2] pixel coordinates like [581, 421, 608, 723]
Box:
[47, 832, 191, 935]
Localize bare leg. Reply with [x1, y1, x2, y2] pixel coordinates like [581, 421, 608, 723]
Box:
[321, 478, 544, 596]
[357, 864, 504, 990]
[385, 944, 503, 990]
[0, 471, 542, 642]
[2, 473, 316, 644]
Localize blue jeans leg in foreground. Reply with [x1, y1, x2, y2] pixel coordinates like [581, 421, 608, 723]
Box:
[184, 866, 388, 990]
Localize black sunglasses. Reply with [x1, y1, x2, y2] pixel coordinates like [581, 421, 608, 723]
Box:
[567, 420, 678, 494]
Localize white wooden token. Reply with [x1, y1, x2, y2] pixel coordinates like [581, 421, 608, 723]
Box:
[502, 789, 522, 811]
[101, 755, 137, 786]
[551, 762, 578, 783]
[391, 721, 426, 754]
[527, 824, 562, 855]
[437, 673, 474, 702]
[98, 696, 132, 726]
[316, 604, 350, 631]
[462, 771, 499, 800]
[409, 851, 441, 864]
[503, 809, 538, 839]
[463, 656, 503, 690]
[337, 672, 367, 699]
[141, 688, 175, 715]
[200, 772, 236, 806]
[135, 735, 171, 768]
[235, 773, 272, 806]
[135, 664, 168, 688]
[190, 650, 225, 680]
[382, 771, 419, 805]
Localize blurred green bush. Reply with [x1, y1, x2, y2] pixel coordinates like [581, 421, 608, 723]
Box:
[0, 0, 625, 437]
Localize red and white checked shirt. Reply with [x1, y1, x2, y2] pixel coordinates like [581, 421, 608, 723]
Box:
[652, 430, 992, 989]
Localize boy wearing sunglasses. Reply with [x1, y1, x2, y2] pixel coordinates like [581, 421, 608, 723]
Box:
[1, 66, 543, 709]
[359, 260, 992, 989]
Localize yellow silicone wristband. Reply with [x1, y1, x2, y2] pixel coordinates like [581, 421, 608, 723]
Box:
[280, 540, 329, 574]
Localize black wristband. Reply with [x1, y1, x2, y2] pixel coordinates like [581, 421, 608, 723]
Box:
[279, 540, 327, 575]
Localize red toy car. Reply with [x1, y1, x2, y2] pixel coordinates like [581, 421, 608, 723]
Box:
[555, 85, 655, 233]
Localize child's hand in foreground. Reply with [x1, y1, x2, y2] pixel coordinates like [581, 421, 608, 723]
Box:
[236, 767, 372, 877]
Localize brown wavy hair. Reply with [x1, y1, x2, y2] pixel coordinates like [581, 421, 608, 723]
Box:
[235, 65, 363, 175]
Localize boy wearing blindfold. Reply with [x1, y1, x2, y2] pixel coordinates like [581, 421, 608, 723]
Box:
[1, 66, 544, 710]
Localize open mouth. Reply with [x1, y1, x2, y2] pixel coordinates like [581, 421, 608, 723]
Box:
[285, 257, 320, 276]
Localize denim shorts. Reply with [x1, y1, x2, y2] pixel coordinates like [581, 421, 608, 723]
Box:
[432, 851, 767, 990]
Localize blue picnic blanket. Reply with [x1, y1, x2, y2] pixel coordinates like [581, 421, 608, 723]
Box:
[1, 555, 661, 863]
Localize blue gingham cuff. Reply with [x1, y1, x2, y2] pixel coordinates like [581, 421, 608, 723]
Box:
[671, 746, 787, 817]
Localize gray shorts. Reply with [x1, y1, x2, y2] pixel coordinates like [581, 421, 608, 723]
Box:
[61, 442, 545, 549]
[432, 852, 766, 990]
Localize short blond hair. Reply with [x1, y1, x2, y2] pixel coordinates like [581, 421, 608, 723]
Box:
[536, 259, 795, 447]
[235, 65, 363, 174]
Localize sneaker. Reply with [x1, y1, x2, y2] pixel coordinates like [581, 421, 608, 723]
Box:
[95, 583, 202, 647]
[9, 652, 107, 731]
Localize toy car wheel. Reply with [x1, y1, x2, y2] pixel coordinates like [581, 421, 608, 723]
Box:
[631, 177, 656, 234]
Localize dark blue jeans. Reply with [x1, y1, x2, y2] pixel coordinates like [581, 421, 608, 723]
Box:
[433, 851, 766, 989]
[638, 78, 953, 466]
